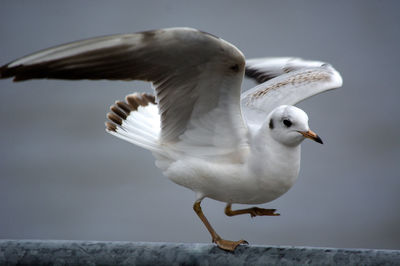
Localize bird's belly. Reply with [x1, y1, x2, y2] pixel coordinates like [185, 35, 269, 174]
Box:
[162, 158, 298, 205]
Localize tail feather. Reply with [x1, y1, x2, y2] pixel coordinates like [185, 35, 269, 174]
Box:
[106, 93, 161, 152]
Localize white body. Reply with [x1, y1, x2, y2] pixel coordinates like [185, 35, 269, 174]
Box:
[162, 141, 300, 204]
[128, 102, 307, 204]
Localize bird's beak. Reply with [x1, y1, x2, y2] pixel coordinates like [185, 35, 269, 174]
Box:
[299, 130, 323, 144]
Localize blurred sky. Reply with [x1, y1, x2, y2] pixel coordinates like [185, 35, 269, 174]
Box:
[0, 0, 399, 250]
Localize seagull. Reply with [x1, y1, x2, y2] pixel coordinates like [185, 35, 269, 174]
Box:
[0, 27, 343, 251]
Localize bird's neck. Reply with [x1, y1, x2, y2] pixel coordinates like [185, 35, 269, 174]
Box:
[248, 122, 301, 180]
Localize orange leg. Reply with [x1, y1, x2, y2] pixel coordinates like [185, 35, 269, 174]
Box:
[225, 203, 280, 218]
[193, 200, 248, 252]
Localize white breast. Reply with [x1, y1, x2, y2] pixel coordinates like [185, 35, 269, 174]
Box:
[161, 152, 300, 204]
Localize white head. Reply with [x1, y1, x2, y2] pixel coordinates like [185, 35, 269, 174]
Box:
[267, 105, 323, 147]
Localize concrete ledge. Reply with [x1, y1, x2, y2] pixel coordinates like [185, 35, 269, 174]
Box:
[0, 240, 399, 265]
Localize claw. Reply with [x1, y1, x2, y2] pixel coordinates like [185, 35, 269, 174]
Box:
[225, 204, 280, 218]
[249, 207, 280, 217]
[213, 237, 249, 251]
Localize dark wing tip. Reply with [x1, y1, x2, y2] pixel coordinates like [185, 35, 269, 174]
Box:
[107, 112, 123, 126]
[106, 92, 156, 132]
[245, 67, 276, 84]
[115, 101, 132, 114]
[0, 63, 52, 82]
[110, 105, 127, 120]
[105, 122, 117, 132]
[142, 93, 156, 104]
[125, 92, 155, 110]
[0, 64, 15, 80]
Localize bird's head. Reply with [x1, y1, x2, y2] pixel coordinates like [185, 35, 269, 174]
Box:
[267, 105, 323, 147]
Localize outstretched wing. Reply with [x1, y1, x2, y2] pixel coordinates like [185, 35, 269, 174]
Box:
[0, 28, 248, 158]
[245, 57, 327, 84]
[242, 57, 343, 128]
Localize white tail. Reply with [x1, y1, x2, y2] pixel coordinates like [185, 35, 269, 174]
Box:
[106, 93, 161, 152]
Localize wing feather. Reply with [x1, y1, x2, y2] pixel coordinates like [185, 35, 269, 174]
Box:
[1, 27, 248, 158]
[245, 57, 327, 84]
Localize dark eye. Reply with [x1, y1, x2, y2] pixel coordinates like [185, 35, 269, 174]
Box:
[269, 119, 274, 129]
[283, 119, 292, 127]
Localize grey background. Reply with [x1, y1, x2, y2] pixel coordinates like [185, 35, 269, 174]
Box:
[0, 0, 399, 250]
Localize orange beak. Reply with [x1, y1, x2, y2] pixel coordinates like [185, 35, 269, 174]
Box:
[299, 130, 323, 144]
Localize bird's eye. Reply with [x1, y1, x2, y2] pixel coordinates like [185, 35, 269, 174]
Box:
[269, 119, 274, 129]
[283, 119, 292, 127]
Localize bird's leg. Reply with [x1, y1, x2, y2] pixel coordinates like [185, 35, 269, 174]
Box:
[224, 203, 280, 218]
[193, 200, 248, 252]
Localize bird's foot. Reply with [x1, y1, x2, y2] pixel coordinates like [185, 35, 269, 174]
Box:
[224, 204, 280, 218]
[248, 207, 280, 217]
[213, 236, 248, 252]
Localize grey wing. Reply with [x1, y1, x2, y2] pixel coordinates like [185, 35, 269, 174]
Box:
[242, 57, 343, 127]
[0, 27, 248, 157]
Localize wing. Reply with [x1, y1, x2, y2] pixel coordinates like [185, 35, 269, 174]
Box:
[0, 27, 248, 158]
[245, 57, 327, 84]
[242, 57, 343, 128]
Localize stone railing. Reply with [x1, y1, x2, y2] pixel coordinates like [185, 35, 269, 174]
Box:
[1, 240, 399, 265]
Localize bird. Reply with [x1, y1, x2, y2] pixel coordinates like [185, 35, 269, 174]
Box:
[0, 27, 343, 251]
